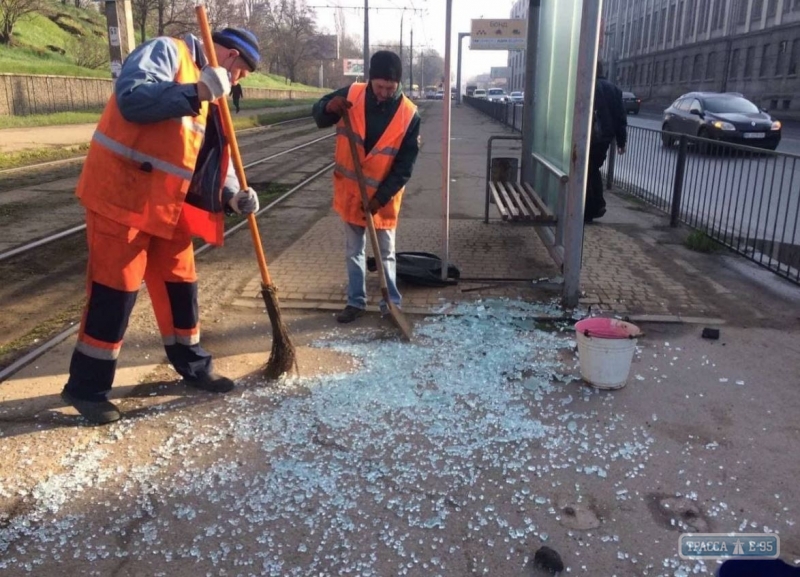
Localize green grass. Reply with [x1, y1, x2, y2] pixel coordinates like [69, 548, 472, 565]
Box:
[0, 109, 103, 129]
[235, 97, 316, 111]
[239, 74, 323, 92]
[685, 230, 721, 253]
[231, 108, 312, 131]
[0, 144, 89, 171]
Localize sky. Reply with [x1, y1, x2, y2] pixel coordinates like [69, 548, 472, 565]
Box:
[310, 0, 519, 82]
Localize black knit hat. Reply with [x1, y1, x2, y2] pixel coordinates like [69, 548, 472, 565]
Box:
[212, 27, 260, 71]
[369, 50, 402, 82]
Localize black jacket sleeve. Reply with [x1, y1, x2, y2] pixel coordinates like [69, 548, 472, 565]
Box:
[374, 111, 421, 206]
[612, 84, 628, 149]
[312, 86, 351, 128]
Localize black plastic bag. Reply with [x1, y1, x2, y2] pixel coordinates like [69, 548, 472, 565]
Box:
[367, 251, 460, 287]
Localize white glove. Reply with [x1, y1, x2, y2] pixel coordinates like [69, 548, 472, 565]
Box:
[228, 187, 259, 215]
[198, 65, 231, 101]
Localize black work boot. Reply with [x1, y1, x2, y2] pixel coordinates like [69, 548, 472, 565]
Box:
[336, 305, 365, 324]
[183, 371, 235, 393]
[61, 389, 121, 425]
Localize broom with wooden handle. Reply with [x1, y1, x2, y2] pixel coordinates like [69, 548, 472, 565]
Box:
[341, 110, 413, 341]
[195, 5, 297, 378]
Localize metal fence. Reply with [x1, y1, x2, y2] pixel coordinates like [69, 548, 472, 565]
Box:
[604, 126, 800, 284]
[463, 96, 524, 132]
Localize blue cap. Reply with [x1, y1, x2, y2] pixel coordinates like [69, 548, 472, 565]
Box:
[212, 28, 260, 71]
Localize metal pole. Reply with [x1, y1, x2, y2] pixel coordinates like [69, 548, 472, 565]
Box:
[605, 144, 616, 189]
[670, 135, 688, 227]
[319, 62, 324, 88]
[456, 32, 470, 105]
[409, 28, 413, 94]
[521, 0, 541, 183]
[563, 0, 604, 307]
[399, 9, 404, 63]
[104, 0, 124, 79]
[363, 0, 369, 79]
[441, 0, 453, 280]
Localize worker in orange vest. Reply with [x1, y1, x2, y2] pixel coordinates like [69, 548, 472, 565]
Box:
[61, 28, 262, 425]
[312, 51, 421, 323]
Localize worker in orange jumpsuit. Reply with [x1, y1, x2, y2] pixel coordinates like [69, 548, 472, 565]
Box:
[61, 28, 262, 425]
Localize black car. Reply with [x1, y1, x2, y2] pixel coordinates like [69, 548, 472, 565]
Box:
[662, 92, 782, 150]
[622, 92, 640, 114]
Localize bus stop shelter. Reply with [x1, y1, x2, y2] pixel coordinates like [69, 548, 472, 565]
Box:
[439, 0, 604, 308]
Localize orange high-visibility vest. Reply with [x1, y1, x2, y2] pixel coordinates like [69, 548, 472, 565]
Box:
[333, 83, 417, 230]
[76, 38, 226, 245]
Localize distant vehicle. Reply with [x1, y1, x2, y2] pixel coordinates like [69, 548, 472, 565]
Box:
[622, 91, 640, 114]
[509, 91, 524, 103]
[486, 88, 508, 103]
[435, 90, 444, 100]
[424, 85, 438, 99]
[662, 92, 782, 151]
[466, 84, 478, 96]
[473, 89, 487, 99]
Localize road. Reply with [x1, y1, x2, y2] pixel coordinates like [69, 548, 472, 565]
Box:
[629, 110, 800, 156]
[609, 111, 800, 272]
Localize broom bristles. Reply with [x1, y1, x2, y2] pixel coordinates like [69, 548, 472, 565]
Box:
[261, 284, 298, 380]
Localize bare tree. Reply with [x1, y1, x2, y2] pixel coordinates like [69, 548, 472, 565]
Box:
[131, 0, 158, 42]
[263, 0, 317, 83]
[0, 0, 39, 44]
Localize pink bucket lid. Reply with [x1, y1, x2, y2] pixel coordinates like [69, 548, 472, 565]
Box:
[574, 317, 641, 339]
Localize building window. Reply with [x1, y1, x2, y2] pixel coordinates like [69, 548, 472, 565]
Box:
[759, 44, 771, 77]
[751, 0, 764, 24]
[776, 40, 788, 76]
[699, 0, 710, 32]
[706, 52, 717, 79]
[677, 1, 685, 41]
[681, 55, 690, 80]
[656, 60, 664, 83]
[736, 0, 748, 24]
[783, 99, 790, 110]
[713, 0, 727, 29]
[790, 40, 800, 75]
[687, 0, 697, 37]
[668, 5, 676, 42]
[660, 8, 668, 43]
[645, 14, 652, 49]
[667, 59, 674, 82]
[771, 99, 778, 109]
[692, 53, 703, 80]
[729, 48, 741, 79]
[744, 45, 756, 77]
[767, 0, 777, 17]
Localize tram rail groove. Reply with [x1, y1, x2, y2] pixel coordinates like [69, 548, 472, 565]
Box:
[0, 161, 334, 384]
[0, 130, 334, 263]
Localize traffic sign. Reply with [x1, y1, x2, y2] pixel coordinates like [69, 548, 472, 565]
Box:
[470, 19, 527, 51]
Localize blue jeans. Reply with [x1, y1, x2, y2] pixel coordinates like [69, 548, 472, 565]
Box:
[344, 222, 401, 310]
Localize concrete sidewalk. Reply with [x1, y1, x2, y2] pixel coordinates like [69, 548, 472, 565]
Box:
[1, 100, 799, 576]
[0, 103, 312, 154]
[236, 102, 785, 325]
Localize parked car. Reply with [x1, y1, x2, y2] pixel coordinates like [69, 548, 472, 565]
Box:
[622, 91, 640, 114]
[473, 88, 487, 99]
[509, 91, 524, 103]
[662, 92, 782, 151]
[435, 90, 444, 100]
[486, 88, 508, 103]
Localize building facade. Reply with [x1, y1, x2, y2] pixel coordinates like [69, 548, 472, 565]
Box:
[601, 0, 800, 118]
[507, 0, 529, 92]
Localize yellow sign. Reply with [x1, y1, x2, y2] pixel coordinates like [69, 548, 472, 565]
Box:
[470, 19, 527, 51]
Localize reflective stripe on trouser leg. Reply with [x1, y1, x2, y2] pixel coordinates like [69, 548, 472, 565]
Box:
[66, 211, 146, 401]
[144, 232, 212, 380]
[344, 222, 367, 309]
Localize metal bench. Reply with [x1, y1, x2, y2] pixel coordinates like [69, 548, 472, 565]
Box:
[484, 135, 560, 226]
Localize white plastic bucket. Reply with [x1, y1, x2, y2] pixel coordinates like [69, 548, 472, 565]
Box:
[574, 318, 641, 390]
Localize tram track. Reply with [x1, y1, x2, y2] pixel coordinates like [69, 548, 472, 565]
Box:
[0, 123, 336, 381]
